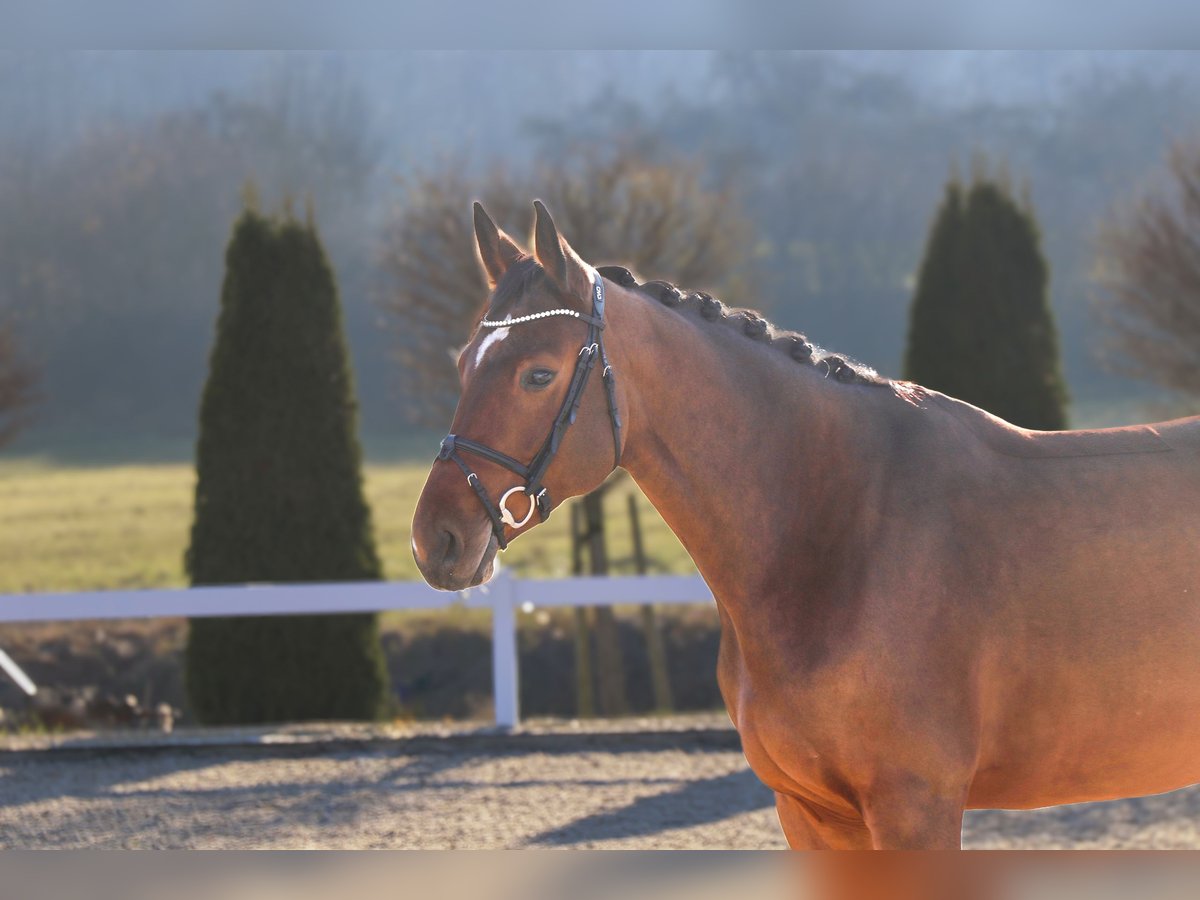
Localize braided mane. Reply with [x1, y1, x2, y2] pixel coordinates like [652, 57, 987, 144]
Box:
[596, 265, 888, 388]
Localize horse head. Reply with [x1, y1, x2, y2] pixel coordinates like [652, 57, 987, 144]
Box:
[411, 200, 624, 590]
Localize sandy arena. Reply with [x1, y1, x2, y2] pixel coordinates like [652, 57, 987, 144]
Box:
[2, 719, 1198, 849]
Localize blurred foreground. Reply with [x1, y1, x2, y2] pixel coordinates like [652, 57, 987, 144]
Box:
[7, 851, 1200, 900]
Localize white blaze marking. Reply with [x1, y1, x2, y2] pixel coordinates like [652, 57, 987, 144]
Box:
[473, 326, 511, 370]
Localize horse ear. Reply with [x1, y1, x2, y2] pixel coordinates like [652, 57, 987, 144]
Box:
[473, 201, 523, 288]
[533, 199, 591, 301]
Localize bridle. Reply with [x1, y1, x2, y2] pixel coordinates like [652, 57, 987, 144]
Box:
[436, 269, 622, 550]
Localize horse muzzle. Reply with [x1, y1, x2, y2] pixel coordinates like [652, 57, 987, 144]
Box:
[411, 486, 501, 591]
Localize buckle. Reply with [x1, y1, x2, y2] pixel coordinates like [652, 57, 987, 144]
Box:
[535, 487, 552, 519]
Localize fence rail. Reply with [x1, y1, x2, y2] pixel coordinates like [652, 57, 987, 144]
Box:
[0, 571, 714, 727]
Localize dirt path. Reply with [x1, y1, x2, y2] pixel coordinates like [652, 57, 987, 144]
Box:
[1, 725, 1197, 849]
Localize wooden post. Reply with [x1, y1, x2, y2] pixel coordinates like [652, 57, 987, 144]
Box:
[570, 501, 595, 719]
[583, 488, 628, 716]
[629, 493, 673, 713]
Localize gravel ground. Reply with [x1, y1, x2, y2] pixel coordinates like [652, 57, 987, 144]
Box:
[1, 720, 1198, 849]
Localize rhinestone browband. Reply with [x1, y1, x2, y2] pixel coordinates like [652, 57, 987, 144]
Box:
[478, 309, 587, 328]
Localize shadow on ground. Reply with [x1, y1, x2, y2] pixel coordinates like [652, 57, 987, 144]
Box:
[528, 768, 774, 846]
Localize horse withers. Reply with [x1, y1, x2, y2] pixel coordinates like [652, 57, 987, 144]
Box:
[411, 200, 1200, 849]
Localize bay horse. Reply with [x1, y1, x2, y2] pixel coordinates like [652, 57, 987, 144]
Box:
[411, 200, 1200, 849]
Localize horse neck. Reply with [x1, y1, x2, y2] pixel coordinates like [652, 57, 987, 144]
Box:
[606, 284, 891, 606]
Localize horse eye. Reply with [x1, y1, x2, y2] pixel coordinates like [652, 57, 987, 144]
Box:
[521, 368, 555, 390]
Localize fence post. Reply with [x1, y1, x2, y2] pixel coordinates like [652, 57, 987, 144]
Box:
[490, 572, 520, 728]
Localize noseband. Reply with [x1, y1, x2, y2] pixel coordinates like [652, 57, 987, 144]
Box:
[436, 270, 622, 550]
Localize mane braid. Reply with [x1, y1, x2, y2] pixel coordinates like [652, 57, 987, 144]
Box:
[596, 266, 890, 389]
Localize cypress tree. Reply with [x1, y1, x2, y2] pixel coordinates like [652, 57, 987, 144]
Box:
[184, 203, 389, 724]
[904, 169, 1069, 430]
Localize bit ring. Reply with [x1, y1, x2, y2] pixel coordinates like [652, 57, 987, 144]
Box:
[499, 485, 537, 529]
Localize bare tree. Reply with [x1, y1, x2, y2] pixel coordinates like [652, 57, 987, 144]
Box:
[378, 146, 755, 427]
[1096, 142, 1200, 401]
[0, 324, 34, 447]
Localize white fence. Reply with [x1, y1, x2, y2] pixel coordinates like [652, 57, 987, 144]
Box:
[0, 571, 714, 727]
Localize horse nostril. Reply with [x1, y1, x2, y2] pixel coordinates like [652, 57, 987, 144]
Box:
[442, 529, 461, 568]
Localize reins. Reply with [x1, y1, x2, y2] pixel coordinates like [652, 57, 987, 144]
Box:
[436, 269, 622, 550]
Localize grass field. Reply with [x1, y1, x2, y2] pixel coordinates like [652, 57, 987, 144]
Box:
[0, 460, 695, 596]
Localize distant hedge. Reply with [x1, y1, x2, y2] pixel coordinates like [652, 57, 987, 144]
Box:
[184, 204, 389, 724]
[905, 169, 1068, 430]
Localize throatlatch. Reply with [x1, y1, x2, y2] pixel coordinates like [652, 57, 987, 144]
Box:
[437, 270, 622, 550]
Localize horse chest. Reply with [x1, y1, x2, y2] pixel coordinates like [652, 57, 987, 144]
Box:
[731, 684, 863, 816]
[719, 636, 857, 804]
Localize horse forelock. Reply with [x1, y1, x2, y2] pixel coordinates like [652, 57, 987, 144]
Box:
[473, 256, 544, 329]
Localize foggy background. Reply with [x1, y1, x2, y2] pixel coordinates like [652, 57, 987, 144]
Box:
[2, 50, 1198, 461]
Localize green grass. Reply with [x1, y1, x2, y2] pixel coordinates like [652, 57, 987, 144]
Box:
[0, 460, 694, 596]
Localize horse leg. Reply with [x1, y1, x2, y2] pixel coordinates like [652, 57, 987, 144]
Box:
[774, 792, 873, 849]
[859, 776, 967, 849]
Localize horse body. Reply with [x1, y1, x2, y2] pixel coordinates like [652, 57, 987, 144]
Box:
[946, 402, 1200, 805]
[412, 201, 1200, 848]
[632, 328, 1200, 842]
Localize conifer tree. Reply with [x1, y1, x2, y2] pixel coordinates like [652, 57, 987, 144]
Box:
[184, 202, 389, 724]
[905, 168, 1068, 430]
